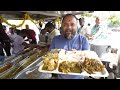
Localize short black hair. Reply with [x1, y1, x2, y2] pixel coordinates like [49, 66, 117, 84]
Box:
[2, 25, 6, 30]
[45, 22, 55, 29]
[79, 18, 85, 22]
[39, 22, 42, 28]
[62, 14, 78, 23]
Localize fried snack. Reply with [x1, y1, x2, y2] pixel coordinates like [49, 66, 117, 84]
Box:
[42, 59, 58, 71]
[58, 61, 71, 73]
[58, 61, 82, 74]
[70, 62, 82, 73]
[82, 58, 105, 74]
[42, 52, 59, 71]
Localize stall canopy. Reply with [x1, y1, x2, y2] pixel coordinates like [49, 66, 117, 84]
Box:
[0, 11, 94, 20]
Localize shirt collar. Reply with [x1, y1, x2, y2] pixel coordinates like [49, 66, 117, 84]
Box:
[61, 34, 77, 40]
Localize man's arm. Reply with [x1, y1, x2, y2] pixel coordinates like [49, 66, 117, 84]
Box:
[82, 36, 90, 50]
[49, 37, 56, 51]
[22, 42, 43, 50]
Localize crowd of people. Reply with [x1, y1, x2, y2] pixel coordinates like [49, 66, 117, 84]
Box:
[0, 23, 40, 60]
[0, 14, 103, 79]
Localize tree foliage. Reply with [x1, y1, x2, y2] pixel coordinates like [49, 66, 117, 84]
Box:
[107, 14, 120, 27]
[80, 13, 97, 18]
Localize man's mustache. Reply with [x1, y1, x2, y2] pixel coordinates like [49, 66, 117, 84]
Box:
[65, 29, 73, 32]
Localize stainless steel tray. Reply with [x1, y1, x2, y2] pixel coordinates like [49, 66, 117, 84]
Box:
[22, 57, 42, 70]
[0, 64, 20, 79]
[14, 66, 52, 79]
[17, 48, 33, 55]
[3, 55, 16, 63]
[14, 57, 42, 79]
[14, 56, 52, 79]
[10, 55, 24, 63]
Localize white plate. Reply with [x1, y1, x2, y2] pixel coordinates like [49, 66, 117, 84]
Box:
[38, 60, 109, 77]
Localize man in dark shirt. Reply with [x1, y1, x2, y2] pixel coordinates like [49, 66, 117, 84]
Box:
[0, 41, 5, 61]
[0, 37, 4, 56]
[21, 24, 37, 44]
[0, 24, 11, 56]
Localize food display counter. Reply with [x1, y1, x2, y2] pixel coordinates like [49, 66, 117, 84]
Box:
[38, 49, 109, 78]
[0, 47, 46, 79]
[14, 49, 110, 79]
[1, 48, 117, 79]
[14, 57, 52, 79]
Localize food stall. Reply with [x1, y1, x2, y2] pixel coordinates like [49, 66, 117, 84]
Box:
[13, 49, 109, 79]
[1, 11, 119, 79]
[0, 47, 46, 79]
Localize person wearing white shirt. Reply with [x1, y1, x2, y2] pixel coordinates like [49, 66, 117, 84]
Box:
[8, 27, 18, 43]
[77, 18, 91, 37]
[39, 29, 48, 43]
[45, 22, 60, 45]
[47, 29, 60, 44]
[12, 30, 40, 55]
[8, 27, 18, 54]
[12, 34, 25, 54]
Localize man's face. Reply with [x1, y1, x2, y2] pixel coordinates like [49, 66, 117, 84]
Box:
[62, 16, 77, 39]
[79, 20, 85, 26]
[95, 19, 100, 25]
[21, 33, 27, 39]
[25, 25, 29, 29]
[9, 28, 14, 34]
[41, 29, 47, 35]
[45, 27, 50, 33]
